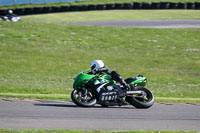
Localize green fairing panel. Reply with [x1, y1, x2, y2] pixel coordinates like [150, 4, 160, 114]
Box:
[99, 73, 113, 82]
[73, 69, 115, 89]
[130, 77, 147, 87]
[73, 72, 95, 89]
[99, 73, 115, 84]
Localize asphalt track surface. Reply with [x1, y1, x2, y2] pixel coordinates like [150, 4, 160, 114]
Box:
[59, 19, 200, 28]
[0, 100, 200, 131]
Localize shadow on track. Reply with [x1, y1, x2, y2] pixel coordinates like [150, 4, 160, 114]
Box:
[34, 103, 79, 108]
[34, 102, 136, 109]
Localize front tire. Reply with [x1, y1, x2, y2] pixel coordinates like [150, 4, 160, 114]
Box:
[71, 89, 96, 107]
[126, 87, 154, 109]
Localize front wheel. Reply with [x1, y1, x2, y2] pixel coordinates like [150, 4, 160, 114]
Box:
[126, 87, 154, 109]
[71, 89, 96, 107]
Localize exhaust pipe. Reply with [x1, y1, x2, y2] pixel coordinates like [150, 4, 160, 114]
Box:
[126, 90, 143, 95]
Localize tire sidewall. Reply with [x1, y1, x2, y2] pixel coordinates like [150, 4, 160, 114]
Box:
[126, 87, 154, 109]
[71, 89, 97, 107]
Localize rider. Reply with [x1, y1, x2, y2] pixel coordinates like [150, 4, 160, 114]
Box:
[7, 10, 16, 20]
[89, 60, 130, 90]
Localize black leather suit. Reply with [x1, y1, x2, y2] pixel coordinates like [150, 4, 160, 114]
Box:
[92, 66, 129, 90]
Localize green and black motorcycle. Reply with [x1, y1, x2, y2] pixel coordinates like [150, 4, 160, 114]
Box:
[71, 69, 154, 108]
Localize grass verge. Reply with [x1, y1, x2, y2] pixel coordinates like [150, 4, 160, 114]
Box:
[0, 129, 198, 133]
[0, 93, 70, 101]
[22, 10, 200, 23]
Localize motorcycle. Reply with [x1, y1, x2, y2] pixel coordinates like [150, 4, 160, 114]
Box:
[1, 15, 21, 22]
[71, 69, 154, 108]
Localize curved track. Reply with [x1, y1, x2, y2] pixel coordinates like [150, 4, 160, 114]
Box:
[58, 20, 200, 28]
[0, 100, 199, 131]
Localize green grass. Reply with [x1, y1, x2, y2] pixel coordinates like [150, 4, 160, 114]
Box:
[0, 93, 70, 100]
[22, 10, 200, 23]
[0, 129, 198, 133]
[0, 10, 200, 102]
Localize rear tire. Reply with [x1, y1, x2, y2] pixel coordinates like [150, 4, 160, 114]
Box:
[126, 87, 154, 109]
[71, 89, 96, 107]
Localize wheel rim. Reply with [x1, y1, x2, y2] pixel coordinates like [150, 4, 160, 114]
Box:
[133, 89, 153, 103]
[74, 89, 96, 104]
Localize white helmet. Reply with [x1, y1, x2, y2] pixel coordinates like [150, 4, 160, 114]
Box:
[8, 10, 13, 14]
[90, 60, 104, 74]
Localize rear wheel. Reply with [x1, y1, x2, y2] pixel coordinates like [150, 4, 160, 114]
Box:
[126, 87, 154, 109]
[71, 89, 96, 107]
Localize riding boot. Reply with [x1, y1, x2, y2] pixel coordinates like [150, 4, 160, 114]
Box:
[119, 80, 130, 90]
[111, 71, 130, 90]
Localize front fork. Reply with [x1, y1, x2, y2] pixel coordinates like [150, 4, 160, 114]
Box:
[77, 87, 94, 102]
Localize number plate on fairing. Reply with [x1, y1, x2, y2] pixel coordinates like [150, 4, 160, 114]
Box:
[99, 91, 118, 101]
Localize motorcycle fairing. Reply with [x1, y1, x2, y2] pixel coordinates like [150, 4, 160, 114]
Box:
[73, 72, 95, 89]
[125, 77, 147, 87]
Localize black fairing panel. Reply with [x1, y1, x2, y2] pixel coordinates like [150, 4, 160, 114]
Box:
[125, 77, 137, 84]
[87, 77, 101, 89]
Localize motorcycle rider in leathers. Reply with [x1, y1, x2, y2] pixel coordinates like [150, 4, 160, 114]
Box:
[89, 60, 130, 91]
